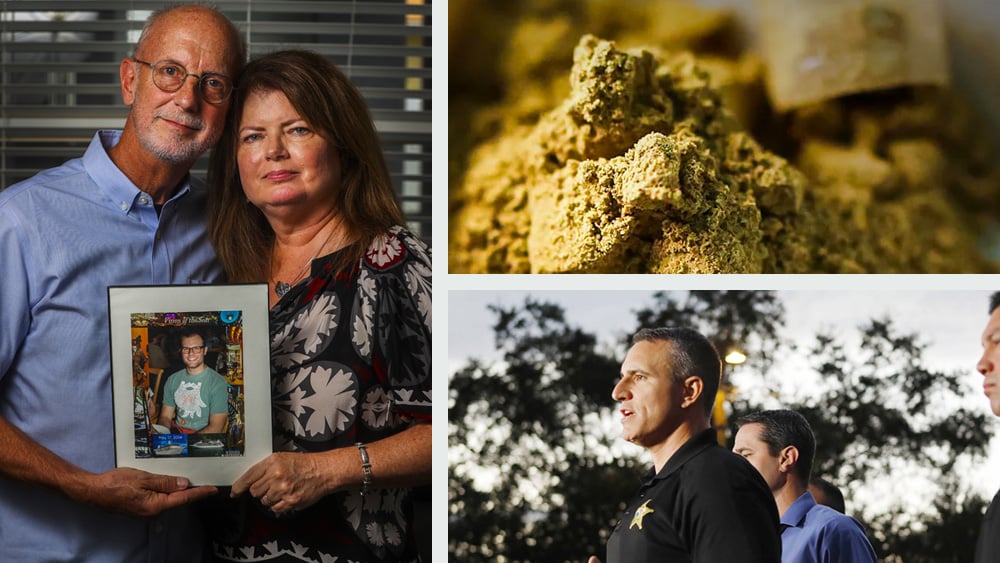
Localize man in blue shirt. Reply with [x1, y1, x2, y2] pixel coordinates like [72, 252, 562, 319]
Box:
[734, 409, 877, 563]
[0, 5, 243, 561]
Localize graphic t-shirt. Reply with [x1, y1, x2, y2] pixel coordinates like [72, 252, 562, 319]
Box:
[162, 367, 229, 431]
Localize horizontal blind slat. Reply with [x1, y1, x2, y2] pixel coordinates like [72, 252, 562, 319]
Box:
[2, 84, 431, 101]
[5, 20, 431, 36]
[1, 62, 432, 79]
[5, 42, 432, 58]
[1, 1, 430, 16]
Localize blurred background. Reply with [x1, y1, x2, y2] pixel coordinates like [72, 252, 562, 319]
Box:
[702, 0, 1000, 141]
[449, 289, 998, 562]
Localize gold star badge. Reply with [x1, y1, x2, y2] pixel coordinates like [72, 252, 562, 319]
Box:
[630, 499, 655, 530]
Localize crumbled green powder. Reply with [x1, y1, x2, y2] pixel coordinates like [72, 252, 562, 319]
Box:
[450, 29, 1000, 273]
[450, 35, 806, 273]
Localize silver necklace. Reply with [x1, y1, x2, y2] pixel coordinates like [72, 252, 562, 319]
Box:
[273, 226, 338, 298]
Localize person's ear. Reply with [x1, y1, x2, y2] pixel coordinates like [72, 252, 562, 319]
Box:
[120, 57, 138, 107]
[778, 445, 799, 473]
[679, 376, 704, 409]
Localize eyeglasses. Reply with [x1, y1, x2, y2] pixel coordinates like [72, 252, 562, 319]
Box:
[181, 345, 207, 354]
[132, 58, 234, 104]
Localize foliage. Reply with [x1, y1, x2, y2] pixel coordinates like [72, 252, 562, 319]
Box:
[869, 482, 990, 563]
[632, 290, 788, 376]
[449, 299, 627, 561]
[778, 320, 991, 483]
[738, 317, 993, 561]
[449, 292, 992, 562]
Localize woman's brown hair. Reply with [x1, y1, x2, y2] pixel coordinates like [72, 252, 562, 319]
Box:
[208, 49, 405, 282]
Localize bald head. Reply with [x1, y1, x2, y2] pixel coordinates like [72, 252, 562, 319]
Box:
[135, 5, 245, 75]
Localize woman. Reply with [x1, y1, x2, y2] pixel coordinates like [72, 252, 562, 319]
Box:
[206, 50, 431, 562]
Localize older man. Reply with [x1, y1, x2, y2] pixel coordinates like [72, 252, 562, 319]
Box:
[0, 5, 243, 561]
[590, 327, 781, 562]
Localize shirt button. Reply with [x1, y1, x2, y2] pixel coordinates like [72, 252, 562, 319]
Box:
[120, 201, 128, 211]
[139, 196, 150, 205]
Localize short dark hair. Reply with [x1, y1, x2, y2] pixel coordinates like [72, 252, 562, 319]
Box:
[632, 327, 721, 417]
[990, 292, 1000, 315]
[735, 409, 816, 483]
[809, 476, 846, 513]
[178, 329, 206, 346]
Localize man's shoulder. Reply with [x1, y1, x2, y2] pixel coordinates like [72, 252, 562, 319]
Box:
[797, 504, 875, 560]
[207, 368, 228, 384]
[666, 442, 764, 497]
[165, 369, 186, 380]
[805, 503, 867, 534]
[683, 441, 755, 474]
[0, 158, 88, 207]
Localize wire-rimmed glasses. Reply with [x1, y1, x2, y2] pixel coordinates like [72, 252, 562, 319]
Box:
[132, 58, 234, 104]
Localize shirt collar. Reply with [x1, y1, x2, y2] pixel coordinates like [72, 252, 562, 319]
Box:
[644, 428, 719, 483]
[781, 490, 817, 528]
[83, 130, 192, 214]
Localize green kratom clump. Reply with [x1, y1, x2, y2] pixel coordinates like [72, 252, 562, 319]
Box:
[449, 35, 1000, 273]
[528, 130, 766, 273]
[450, 35, 804, 273]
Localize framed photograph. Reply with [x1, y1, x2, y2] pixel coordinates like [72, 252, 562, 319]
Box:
[108, 284, 271, 486]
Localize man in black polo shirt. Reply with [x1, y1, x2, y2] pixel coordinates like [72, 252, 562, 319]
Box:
[589, 327, 781, 562]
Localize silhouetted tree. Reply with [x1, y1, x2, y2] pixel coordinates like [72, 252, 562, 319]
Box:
[744, 318, 992, 561]
[449, 299, 629, 561]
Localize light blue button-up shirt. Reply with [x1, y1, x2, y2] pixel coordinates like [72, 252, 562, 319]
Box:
[781, 491, 878, 563]
[0, 130, 224, 562]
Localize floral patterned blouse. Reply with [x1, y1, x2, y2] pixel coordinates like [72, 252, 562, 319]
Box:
[209, 226, 432, 562]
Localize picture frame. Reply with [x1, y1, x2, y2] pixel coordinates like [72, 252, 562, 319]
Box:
[108, 283, 271, 486]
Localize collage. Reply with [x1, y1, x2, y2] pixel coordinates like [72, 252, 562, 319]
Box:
[2, 1, 1000, 562]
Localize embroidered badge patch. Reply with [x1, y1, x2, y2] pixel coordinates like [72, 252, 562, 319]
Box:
[630, 499, 655, 530]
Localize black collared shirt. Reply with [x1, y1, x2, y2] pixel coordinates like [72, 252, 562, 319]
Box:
[975, 489, 1000, 563]
[606, 429, 781, 562]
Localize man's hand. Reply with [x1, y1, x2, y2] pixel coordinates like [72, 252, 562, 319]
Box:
[69, 467, 217, 517]
[0, 415, 215, 517]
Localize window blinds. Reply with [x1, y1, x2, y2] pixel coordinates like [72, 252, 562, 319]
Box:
[0, 0, 431, 243]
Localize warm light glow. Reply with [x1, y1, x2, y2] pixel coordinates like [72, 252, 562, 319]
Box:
[724, 350, 747, 365]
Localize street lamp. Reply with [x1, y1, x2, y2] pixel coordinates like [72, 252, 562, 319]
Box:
[714, 347, 748, 445]
[725, 350, 747, 365]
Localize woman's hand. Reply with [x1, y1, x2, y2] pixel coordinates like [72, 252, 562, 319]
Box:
[230, 424, 431, 515]
[231, 451, 333, 515]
